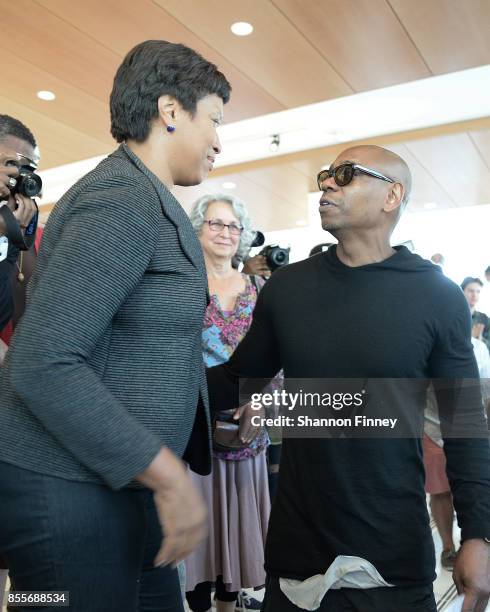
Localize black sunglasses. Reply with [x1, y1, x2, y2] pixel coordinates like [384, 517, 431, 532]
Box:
[317, 163, 394, 190]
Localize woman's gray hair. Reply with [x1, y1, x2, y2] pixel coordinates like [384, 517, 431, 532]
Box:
[189, 193, 256, 261]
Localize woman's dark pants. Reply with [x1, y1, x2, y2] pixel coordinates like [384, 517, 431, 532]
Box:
[0, 461, 184, 611]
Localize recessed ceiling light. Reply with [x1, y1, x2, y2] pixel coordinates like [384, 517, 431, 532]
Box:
[424, 202, 438, 209]
[37, 90, 56, 101]
[222, 181, 236, 189]
[231, 22, 253, 36]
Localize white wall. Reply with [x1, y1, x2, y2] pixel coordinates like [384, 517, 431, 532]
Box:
[254, 200, 490, 312]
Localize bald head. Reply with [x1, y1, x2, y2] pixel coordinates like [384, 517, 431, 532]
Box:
[335, 145, 412, 208]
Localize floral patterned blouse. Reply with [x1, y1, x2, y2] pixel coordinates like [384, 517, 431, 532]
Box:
[203, 274, 269, 461]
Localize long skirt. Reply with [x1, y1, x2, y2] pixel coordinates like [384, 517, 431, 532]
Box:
[185, 451, 270, 593]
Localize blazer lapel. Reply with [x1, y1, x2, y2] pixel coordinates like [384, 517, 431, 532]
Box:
[159, 189, 207, 278]
[120, 145, 206, 276]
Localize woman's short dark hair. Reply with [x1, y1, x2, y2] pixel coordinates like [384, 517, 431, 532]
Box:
[110, 40, 232, 143]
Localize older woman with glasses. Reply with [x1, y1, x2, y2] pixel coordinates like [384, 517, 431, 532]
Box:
[185, 194, 270, 612]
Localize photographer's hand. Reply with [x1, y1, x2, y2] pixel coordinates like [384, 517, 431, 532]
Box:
[10, 194, 37, 230]
[0, 163, 18, 201]
[0, 165, 18, 236]
[0, 165, 37, 236]
[242, 255, 271, 278]
[0, 197, 37, 239]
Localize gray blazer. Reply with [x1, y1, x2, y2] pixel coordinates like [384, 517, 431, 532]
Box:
[0, 145, 211, 489]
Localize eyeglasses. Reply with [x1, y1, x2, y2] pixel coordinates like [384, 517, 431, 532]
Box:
[204, 219, 243, 236]
[317, 163, 394, 190]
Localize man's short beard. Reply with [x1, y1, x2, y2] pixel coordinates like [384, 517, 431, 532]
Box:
[321, 220, 341, 233]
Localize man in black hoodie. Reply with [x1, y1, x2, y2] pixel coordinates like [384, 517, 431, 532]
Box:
[208, 145, 490, 611]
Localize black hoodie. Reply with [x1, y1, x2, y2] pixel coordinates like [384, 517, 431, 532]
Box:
[207, 245, 490, 586]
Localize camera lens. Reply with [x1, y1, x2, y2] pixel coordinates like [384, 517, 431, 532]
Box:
[273, 250, 287, 265]
[18, 172, 42, 198]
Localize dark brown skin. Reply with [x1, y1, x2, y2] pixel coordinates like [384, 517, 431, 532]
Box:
[0, 135, 38, 235]
[319, 145, 489, 611]
[242, 254, 271, 278]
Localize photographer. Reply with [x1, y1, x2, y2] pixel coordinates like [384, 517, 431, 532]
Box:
[0, 114, 41, 612]
[0, 115, 40, 338]
[241, 240, 289, 280]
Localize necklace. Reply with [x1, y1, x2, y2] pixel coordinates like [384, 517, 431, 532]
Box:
[16, 252, 25, 283]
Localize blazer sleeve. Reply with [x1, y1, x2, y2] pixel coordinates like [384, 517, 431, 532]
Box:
[9, 180, 165, 489]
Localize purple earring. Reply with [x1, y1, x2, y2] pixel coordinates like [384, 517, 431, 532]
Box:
[166, 125, 175, 133]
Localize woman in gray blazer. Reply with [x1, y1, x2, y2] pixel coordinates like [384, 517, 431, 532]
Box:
[0, 40, 231, 612]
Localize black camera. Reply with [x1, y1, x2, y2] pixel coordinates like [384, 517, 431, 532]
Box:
[259, 245, 290, 271]
[5, 161, 43, 198]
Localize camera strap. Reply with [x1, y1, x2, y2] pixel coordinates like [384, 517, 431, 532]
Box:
[0, 201, 38, 251]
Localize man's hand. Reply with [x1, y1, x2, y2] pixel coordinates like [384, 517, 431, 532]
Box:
[0, 164, 37, 235]
[11, 194, 37, 230]
[0, 163, 18, 201]
[242, 255, 271, 278]
[0, 194, 38, 232]
[453, 539, 490, 611]
[136, 447, 208, 567]
[233, 402, 264, 444]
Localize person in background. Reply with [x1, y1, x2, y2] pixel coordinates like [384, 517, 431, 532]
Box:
[462, 275, 490, 421]
[462, 276, 490, 350]
[430, 252, 445, 268]
[185, 194, 270, 612]
[423, 387, 458, 571]
[479, 266, 490, 334]
[242, 253, 271, 278]
[424, 284, 490, 569]
[0, 114, 42, 606]
[0, 115, 41, 338]
[0, 40, 231, 612]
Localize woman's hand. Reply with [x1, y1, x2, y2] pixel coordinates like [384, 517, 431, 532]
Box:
[233, 402, 264, 444]
[136, 447, 208, 567]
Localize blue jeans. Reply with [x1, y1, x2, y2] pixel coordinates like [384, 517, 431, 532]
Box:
[0, 461, 184, 611]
